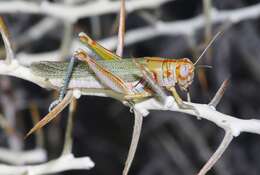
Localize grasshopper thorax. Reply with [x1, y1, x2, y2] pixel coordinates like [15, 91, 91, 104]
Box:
[145, 57, 194, 91]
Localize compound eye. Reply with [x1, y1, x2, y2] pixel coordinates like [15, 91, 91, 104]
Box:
[180, 64, 189, 77]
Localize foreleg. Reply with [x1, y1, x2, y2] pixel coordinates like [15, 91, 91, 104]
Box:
[167, 86, 199, 115]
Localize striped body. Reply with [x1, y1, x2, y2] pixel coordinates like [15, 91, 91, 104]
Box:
[31, 58, 145, 91]
[31, 57, 194, 93]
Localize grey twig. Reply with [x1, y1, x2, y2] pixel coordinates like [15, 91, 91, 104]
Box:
[116, 0, 126, 57]
[123, 110, 143, 175]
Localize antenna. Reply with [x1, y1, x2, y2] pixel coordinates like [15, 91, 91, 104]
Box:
[194, 31, 222, 65]
[196, 65, 213, 69]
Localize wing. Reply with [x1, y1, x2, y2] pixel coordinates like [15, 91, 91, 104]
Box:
[79, 32, 122, 61]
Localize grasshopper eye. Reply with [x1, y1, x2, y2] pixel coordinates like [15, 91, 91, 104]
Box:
[180, 64, 189, 77]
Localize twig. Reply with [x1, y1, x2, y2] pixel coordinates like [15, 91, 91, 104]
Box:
[0, 0, 171, 22]
[116, 0, 126, 57]
[0, 153, 94, 175]
[123, 110, 143, 175]
[0, 148, 46, 165]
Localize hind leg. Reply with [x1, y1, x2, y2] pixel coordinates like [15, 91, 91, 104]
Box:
[124, 92, 151, 100]
[49, 55, 76, 111]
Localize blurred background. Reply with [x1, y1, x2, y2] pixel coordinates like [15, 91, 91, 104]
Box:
[0, 0, 260, 175]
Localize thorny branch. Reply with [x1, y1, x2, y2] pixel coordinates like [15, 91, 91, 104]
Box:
[0, 1, 260, 175]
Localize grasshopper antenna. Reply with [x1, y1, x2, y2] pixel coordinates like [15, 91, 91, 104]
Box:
[194, 31, 222, 65]
[196, 65, 213, 69]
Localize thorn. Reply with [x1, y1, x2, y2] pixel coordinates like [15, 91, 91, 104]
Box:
[116, 0, 126, 57]
[24, 91, 73, 139]
[209, 79, 229, 107]
[123, 109, 143, 175]
[0, 17, 14, 64]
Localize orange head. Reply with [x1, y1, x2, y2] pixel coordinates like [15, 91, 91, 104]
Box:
[175, 58, 195, 91]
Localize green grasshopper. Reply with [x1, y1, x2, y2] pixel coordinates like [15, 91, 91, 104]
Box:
[32, 32, 197, 107]
[0, 11, 221, 175]
[26, 31, 221, 137]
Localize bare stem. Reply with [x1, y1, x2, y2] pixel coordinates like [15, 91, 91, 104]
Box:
[116, 0, 126, 57]
[123, 110, 143, 175]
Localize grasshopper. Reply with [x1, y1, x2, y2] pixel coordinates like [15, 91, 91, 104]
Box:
[25, 31, 221, 175]
[26, 31, 221, 137]
[34, 33, 197, 109]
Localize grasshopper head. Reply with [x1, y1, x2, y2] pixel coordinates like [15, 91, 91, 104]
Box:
[176, 58, 194, 91]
